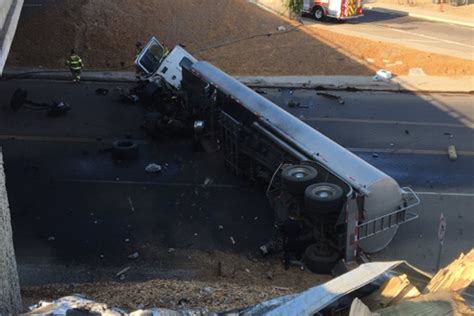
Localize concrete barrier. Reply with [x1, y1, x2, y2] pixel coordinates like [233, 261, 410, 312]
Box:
[0, 0, 24, 76]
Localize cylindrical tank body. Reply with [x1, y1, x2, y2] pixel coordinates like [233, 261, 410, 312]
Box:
[191, 61, 404, 252]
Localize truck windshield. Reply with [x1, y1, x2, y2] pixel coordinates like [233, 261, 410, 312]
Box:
[136, 39, 167, 74]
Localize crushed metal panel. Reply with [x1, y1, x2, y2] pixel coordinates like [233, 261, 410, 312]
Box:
[243, 261, 404, 315]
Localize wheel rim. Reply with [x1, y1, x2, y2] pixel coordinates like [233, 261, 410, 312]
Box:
[288, 167, 311, 179]
[315, 9, 323, 20]
[311, 185, 336, 198]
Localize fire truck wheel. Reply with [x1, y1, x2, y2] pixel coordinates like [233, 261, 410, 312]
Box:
[313, 6, 326, 21]
[112, 139, 139, 161]
[304, 183, 344, 215]
[281, 165, 318, 195]
[303, 244, 340, 274]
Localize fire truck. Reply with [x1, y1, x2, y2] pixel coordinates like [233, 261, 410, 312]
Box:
[303, 0, 364, 21]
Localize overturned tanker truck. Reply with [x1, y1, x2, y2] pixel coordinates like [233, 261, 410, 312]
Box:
[135, 37, 420, 272]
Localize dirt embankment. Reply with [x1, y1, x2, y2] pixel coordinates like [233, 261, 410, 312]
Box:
[8, 0, 473, 76]
[22, 249, 331, 312]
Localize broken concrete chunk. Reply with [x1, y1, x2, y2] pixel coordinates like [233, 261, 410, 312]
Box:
[128, 252, 139, 259]
[145, 163, 162, 173]
[448, 145, 457, 161]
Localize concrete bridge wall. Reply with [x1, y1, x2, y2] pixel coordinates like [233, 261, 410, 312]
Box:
[0, 0, 23, 75]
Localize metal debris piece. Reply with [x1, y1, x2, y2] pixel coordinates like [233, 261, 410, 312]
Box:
[116, 267, 131, 278]
[203, 177, 213, 187]
[230, 236, 236, 245]
[288, 100, 309, 108]
[95, 88, 109, 96]
[448, 145, 457, 161]
[128, 252, 140, 259]
[145, 163, 162, 173]
[317, 92, 345, 104]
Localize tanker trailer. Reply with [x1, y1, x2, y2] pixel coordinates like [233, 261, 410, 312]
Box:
[136, 38, 420, 272]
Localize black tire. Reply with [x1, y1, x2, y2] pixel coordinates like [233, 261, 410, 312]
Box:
[303, 244, 340, 274]
[304, 183, 344, 215]
[281, 165, 318, 195]
[112, 139, 139, 161]
[313, 6, 326, 21]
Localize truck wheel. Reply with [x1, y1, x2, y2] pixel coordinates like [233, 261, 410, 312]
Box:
[304, 183, 344, 215]
[112, 139, 139, 161]
[303, 244, 340, 274]
[281, 165, 318, 195]
[313, 6, 326, 21]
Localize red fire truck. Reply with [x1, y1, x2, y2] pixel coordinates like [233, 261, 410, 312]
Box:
[303, 0, 364, 21]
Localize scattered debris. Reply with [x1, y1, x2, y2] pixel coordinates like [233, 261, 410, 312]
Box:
[372, 153, 379, 158]
[443, 132, 454, 138]
[405, 130, 410, 135]
[389, 143, 395, 147]
[168, 248, 176, 254]
[200, 287, 215, 296]
[230, 236, 236, 245]
[287, 100, 309, 108]
[115, 267, 130, 278]
[47, 236, 55, 241]
[127, 196, 135, 212]
[245, 268, 250, 273]
[316, 92, 345, 104]
[203, 177, 213, 187]
[95, 88, 109, 96]
[373, 69, 392, 81]
[365, 58, 374, 64]
[128, 252, 140, 260]
[145, 163, 162, 173]
[277, 25, 287, 32]
[255, 89, 267, 94]
[448, 145, 457, 161]
[124, 238, 130, 243]
[425, 249, 474, 293]
[218, 225, 224, 231]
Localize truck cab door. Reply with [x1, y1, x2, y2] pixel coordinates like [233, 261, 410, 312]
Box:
[135, 37, 168, 75]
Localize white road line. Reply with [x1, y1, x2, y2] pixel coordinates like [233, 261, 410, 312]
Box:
[414, 191, 474, 197]
[0, 135, 149, 144]
[375, 24, 474, 49]
[303, 117, 471, 128]
[57, 178, 240, 188]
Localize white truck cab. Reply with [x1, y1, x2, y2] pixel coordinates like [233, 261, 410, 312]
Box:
[135, 37, 197, 90]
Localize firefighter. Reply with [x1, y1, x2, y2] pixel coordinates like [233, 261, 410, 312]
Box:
[66, 49, 83, 82]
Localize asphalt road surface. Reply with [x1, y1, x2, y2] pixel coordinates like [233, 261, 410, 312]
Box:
[302, 10, 474, 60]
[0, 79, 472, 285]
